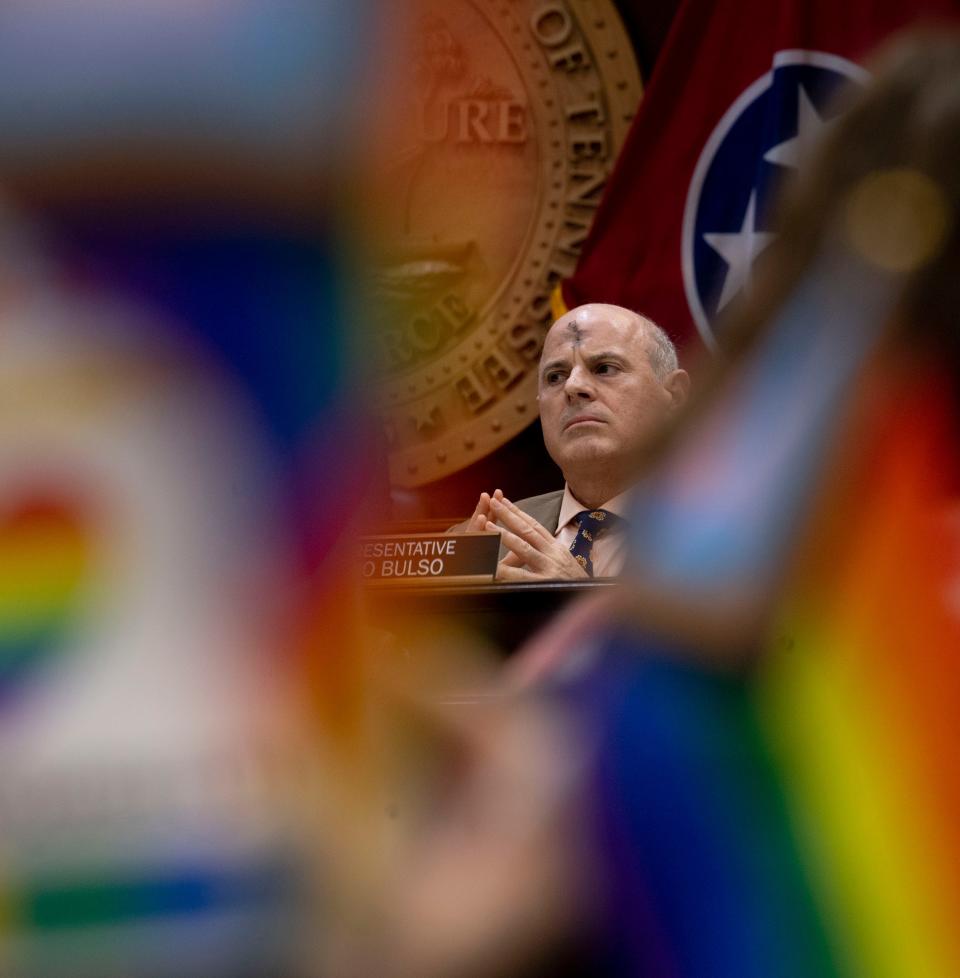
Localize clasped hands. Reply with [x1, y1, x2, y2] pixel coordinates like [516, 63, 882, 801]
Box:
[466, 489, 588, 582]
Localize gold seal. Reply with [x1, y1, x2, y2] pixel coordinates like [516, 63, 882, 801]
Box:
[364, 0, 642, 487]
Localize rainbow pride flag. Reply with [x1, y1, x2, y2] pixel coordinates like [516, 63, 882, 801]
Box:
[756, 369, 960, 978]
[583, 356, 960, 977]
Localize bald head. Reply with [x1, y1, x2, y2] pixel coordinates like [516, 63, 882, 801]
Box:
[537, 303, 689, 505]
[545, 303, 676, 378]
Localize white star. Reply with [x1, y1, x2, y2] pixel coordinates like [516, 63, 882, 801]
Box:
[763, 84, 835, 170]
[702, 190, 776, 313]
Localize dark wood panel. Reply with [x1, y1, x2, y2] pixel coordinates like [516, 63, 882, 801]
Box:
[364, 579, 617, 658]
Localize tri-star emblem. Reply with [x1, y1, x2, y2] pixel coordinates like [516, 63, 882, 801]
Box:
[682, 51, 869, 350]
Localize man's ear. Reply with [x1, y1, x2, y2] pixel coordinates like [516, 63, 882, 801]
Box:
[663, 369, 691, 409]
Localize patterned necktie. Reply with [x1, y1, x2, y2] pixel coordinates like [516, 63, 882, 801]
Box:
[569, 509, 618, 577]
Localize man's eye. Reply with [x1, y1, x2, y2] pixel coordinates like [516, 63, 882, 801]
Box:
[546, 371, 565, 385]
[595, 363, 619, 375]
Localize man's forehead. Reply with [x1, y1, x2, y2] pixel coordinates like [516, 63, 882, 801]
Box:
[542, 307, 645, 357]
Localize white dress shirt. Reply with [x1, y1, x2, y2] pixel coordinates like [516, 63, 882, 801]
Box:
[555, 485, 630, 577]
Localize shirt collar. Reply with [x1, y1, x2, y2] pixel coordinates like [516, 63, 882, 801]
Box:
[557, 484, 632, 532]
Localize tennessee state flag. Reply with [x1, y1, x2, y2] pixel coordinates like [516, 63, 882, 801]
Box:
[561, 0, 960, 353]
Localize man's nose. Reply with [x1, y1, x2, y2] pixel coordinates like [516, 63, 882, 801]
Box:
[564, 364, 595, 400]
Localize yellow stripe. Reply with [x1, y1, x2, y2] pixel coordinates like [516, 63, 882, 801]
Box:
[550, 283, 568, 321]
[758, 624, 960, 978]
[0, 535, 87, 632]
[0, 864, 12, 941]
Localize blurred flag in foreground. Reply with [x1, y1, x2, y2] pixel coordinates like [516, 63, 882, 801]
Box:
[0, 2, 394, 975]
[541, 29, 960, 978]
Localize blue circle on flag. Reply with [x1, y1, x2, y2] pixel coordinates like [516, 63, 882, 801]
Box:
[681, 51, 868, 349]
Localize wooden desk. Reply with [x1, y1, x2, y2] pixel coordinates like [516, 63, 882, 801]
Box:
[364, 579, 618, 657]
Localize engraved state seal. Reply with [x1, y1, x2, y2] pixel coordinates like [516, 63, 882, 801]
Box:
[364, 0, 641, 488]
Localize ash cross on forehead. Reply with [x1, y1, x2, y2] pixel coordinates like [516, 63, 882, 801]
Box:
[566, 320, 584, 345]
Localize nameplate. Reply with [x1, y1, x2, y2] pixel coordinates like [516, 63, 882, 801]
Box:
[361, 532, 499, 585]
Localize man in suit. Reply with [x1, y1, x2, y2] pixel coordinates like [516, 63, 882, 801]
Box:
[463, 303, 689, 581]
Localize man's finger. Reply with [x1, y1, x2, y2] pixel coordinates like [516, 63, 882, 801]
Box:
[468, 511, 489, 533]
[467, 492, 493, 532]
[493, 496, 554, 542]
[472, 491, 491, 518]
[489, 510, 544, 556]
[485, 520, 544, 570]
[495, 561, 538, 582]
[489, 499, 551, 545]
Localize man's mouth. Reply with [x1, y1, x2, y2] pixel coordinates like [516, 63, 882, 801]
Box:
[563, 415, 605, 431]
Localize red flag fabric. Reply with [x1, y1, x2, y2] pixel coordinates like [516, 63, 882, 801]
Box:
[562, 0, 960, 353]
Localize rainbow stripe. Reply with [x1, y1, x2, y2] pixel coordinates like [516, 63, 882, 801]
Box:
[0, 494, 92, 703]
[2, 863, 290, 932]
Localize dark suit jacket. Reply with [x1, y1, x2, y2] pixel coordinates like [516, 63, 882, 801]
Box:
[513, 489, 565, 535]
